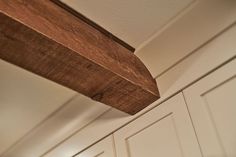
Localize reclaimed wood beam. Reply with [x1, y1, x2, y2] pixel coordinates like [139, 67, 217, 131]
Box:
[0, 0, 159, 115]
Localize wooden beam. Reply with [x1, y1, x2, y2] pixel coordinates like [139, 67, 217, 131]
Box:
[0, 0, 159, 115]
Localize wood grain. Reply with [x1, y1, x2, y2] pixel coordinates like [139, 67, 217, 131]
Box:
[0, 0, 159, 114]
[51, 0, 135, 52]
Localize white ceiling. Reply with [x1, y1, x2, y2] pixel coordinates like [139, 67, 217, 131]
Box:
[0, 60, 76, 155]
[60, 0, 193, 48]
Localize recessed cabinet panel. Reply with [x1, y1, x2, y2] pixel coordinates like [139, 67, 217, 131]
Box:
[126, 114, 183, 157]
[75, 135, 116, 157]
[184, 59, 236, 157]
[114, 93, 201, 157]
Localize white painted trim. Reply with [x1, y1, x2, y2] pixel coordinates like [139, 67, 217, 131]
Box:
[135, 0, 198, 52]
[136, 0, 236, 77]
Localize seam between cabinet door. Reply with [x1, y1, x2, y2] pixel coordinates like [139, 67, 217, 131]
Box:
[111, 134, 118, 157]
[182, 92, 204, 157]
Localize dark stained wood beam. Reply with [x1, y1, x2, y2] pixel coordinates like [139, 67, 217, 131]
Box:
[0, 0, 159, 115]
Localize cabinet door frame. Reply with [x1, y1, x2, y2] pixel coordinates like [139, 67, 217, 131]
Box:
[74, 135, 116, 157]
[114, 93, 202, 157]
[183, 59, 236, 157]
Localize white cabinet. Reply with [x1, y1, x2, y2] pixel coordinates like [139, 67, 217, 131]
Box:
[74, 135, 116, 157]
[183, 59, 236, 157]
[74, 59, 236, 157]
[73, 59, 236, 157]
[114, 93, 201, 157]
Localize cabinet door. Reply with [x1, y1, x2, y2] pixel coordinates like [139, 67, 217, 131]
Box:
[114, 93, 201, 157]
[183, 59, 236, 157]
[75, 135, 116, 157]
